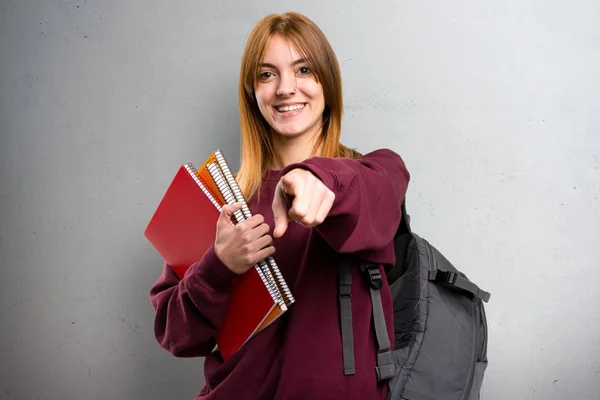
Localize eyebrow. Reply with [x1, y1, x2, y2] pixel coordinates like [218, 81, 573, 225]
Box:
[259, 58, 307, 69]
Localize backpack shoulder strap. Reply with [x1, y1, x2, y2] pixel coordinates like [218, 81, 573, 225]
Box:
[361, 262, 396, 381]
[339, 259, 355, 375]
[338, 259, 396, 381]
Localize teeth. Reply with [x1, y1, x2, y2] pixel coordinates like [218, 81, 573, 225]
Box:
[277, 104, 305, 112]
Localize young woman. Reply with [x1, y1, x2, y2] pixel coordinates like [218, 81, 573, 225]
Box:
[150, 11, 410, 399]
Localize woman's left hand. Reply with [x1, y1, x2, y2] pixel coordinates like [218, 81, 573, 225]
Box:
[272, 168, 335, 238]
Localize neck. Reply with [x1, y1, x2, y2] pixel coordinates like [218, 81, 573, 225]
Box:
[270, 131, 320, 170]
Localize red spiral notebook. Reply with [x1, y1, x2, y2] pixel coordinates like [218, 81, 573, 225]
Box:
[144, 150, 294, 360]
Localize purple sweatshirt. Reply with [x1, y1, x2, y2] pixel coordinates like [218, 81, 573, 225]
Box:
[149, 149, 410, 399]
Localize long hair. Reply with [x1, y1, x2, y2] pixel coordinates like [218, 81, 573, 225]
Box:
[236, 12, 360, 200]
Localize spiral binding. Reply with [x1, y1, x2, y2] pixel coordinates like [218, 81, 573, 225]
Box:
[183, 163, 222, 212]
[214, 150, 295, 307]
[205, 161, 285, 310]
[205, 163, 246, 223]
[266, 257, 294, 306]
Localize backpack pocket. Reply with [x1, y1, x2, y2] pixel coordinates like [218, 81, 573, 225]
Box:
[464, 361, 488, 400]
[387, 346, 412, 399]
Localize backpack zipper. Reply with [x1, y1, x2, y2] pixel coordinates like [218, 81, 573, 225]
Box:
[424, 240, 437, 272]
[480, 301, 488, 361]
[461, 297, 479, 400]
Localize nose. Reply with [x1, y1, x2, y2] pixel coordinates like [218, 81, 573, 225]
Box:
[276, 71, 297, 97]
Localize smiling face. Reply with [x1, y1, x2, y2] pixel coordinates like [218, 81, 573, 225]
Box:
[254, 35, 326, 143]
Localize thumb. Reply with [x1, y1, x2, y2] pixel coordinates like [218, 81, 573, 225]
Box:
[218, 202, 243, 226]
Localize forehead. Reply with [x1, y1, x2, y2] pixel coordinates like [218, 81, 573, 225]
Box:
[261, 35, 303, 65]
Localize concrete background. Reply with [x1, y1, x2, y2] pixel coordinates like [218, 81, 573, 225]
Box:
[1, 0, 598, 399]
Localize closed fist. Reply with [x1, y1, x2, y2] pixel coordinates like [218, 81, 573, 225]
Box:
[214, 203, 275, 274]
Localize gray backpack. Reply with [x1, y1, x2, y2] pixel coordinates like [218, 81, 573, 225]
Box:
[339, 203, 491, 400]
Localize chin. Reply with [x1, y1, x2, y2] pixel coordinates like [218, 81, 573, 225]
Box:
[274, 124, 308, 137]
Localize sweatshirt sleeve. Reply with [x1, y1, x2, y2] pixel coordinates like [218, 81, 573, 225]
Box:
[279, 148, 409, 265]
[149, 245, 237, 357]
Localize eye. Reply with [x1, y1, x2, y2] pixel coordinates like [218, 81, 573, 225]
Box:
[297, 66, 311, 75]
[258, 71, 275, 81]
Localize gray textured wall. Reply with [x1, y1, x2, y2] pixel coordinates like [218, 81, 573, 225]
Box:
[1, 1, 599, 399]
